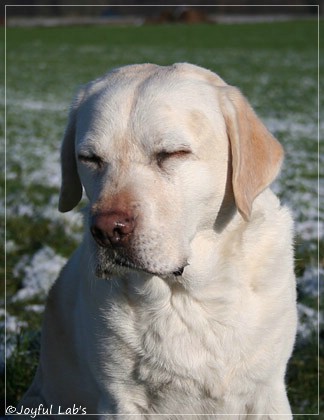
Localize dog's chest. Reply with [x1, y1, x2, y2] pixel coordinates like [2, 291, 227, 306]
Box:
[104, 283, 245, 400]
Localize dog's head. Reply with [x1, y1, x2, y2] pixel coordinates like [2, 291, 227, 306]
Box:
[58, 63, 283, 278]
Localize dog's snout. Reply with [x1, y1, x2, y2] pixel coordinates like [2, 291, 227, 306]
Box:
[91, 211, 135, 248]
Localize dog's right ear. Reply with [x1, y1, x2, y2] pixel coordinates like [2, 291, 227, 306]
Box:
[58, 90, 84, 213]
[219, 86, 284, 221]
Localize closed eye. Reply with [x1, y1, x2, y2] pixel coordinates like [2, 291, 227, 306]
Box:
[156, 149, 192, 167]
[78, 153, 104, 169]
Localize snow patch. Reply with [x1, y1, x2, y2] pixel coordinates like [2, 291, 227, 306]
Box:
[296, 220, 323, 242]
[2, 313, 28, 334]
[297, 303, 320, 341]
[298, 266, 324, 298]
[7, 98, 66, 112]
[12, 246, 67, 301]
[0, 312, 29, 364]
[265, 116, 319, 141]
[25, 304, 45, 313]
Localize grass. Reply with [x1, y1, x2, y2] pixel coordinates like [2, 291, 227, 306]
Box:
[2, 20, 322, 416]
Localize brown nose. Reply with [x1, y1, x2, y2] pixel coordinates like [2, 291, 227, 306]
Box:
[90, 211, 135, 248]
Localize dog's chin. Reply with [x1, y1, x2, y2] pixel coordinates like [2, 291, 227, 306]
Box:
[94, 249, 186, 280]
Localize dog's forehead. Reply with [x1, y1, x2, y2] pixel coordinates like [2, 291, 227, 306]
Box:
[76, 64, 225, 154]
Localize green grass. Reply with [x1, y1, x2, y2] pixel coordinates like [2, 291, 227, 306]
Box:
[2, 20, 322, 416]
[5, 21, 318, 106]
[6, 20, 318, 49]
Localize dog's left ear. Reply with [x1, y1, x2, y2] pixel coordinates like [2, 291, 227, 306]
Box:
[58, 90, 85, 213]
[219, 86, 284, 221]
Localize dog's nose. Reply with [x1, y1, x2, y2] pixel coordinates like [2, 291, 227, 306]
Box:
[90, 211, 135, 248]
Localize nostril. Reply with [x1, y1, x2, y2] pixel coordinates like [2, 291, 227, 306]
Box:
[90, 212, 136, 248]
[115, 219, 134, 235]
[111, 225, 123, 243]
[90, 225, 111, 247]
[110, 221, 134, 245]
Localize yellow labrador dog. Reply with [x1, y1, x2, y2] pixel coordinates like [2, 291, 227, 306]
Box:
[21, 63, 297, 419]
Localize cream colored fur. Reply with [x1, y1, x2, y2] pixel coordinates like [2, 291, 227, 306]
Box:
[20, 63, 297, 419]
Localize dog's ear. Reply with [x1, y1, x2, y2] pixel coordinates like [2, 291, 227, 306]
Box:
[219, 86, 284, 221]
[58, 90, 84, 212]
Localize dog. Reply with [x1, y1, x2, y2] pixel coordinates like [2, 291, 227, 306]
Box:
[20, 63, 297, 419]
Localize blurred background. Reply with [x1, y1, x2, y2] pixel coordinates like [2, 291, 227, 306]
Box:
[1, 0, 323, 417]
[3, 0, 323, 25]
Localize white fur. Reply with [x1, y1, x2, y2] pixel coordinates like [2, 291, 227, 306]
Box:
[21, 63, 297, 419]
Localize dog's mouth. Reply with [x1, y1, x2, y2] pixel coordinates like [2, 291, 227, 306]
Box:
[95, 247, 187, 279]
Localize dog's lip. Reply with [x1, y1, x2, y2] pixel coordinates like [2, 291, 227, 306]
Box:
[172, 266, 186, 276]
[113, 255, 188, 277]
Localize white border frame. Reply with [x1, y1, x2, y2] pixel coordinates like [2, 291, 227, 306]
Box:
[4, 3, 321, 417]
